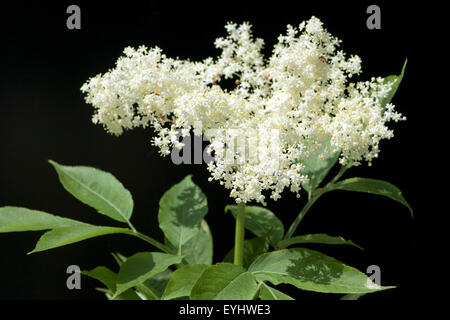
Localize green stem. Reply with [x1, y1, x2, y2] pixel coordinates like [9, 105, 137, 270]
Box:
[123, 229, 173, 254]
[284, 164, 350, 239]
[284, 191, 322, 239]
[126, 220, 137, 233]
[328, 164, 349, 185]
[234, 202, 246, 267]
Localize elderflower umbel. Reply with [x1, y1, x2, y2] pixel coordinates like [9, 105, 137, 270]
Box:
[81, 17, 405, 204]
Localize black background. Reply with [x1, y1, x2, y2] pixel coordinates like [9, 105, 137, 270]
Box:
[0, 0, 446, 301]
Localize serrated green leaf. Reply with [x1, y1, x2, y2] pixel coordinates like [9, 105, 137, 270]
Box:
[259, 282, 294, 300]
[29, 225, 129, 254]
[223, 237, 269, 268]
[248, 248, 394, 294]
[49, 160, 133, 223]
[328, 177, 412, 216]
[226, 205, 284, 245]
[190, 263, 259, 300]
[115, 252, 182, 297]
[158, 175, 208, 254]
[162, 264, 208, 300]
[277, 233, 363, 250]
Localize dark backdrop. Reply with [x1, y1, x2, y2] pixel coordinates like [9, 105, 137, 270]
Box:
[0, 1, 445, 300]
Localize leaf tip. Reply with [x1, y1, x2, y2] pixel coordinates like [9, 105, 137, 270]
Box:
[48, 160, 62, 173]
[48, 159, 58, 167]
[383, 285, 396, 291]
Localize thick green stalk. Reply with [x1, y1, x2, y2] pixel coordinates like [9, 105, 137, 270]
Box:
[234, 202, 246, 267]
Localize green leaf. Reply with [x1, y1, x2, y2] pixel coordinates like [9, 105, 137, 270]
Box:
[0, 207, 130, 253]
[259, 282, 294, 300]
[226, 205, 284, 245]
[143, 270, 172, 298]
[83, 266, 141, 300]
[112, 289, 141, 300]
[135, 283, 159, 300]
[328, 177, 413, 216]
[223, 237, 269, 268]
[277, 233, 363, 250]
[136, 270, 173, 300]
[248, 248, 394, 294]
[115, 252, 182, 297]
[29, 225, 129, 254]
[111, 252, 127, 266]
[340, 293, 366, 300]
[82, 266, 117, 292]
[379, 59, 407, 112]
[158, 175, 208, 254]
[49, 160, 133, 223]
[162, 264, 208, 300]
[301, 136, 340, 193]
[0, 206, 82, 232]
[177, 220, 213, 265]
[190, 263, 259, 300]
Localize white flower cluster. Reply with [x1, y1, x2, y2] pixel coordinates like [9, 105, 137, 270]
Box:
[81, 17, 405, 204]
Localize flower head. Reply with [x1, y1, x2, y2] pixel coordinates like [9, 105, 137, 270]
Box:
[81, 17, 405, 204]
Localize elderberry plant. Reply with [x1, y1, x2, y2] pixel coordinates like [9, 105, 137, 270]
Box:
[0, 17, 411, 300]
